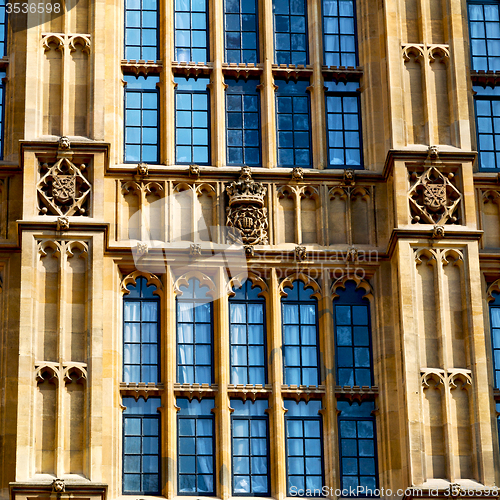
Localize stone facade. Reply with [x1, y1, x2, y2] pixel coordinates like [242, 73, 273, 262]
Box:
[0, 1, 500, 500]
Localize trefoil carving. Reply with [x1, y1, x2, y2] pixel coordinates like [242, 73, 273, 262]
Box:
[226, 167, 269, 246]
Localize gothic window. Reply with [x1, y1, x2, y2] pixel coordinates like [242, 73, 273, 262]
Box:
[0, 70, 5, 159]
[468, 1, 500, 170]
[124, 0, 158, 61]
[325, 81, 362, 169]
[177, 398, 215, 495]
[468, 0, 500, 72]
[229, 280, 267, 385]
[273, 0, 308, 65]
[338, 401, 378, 493]
[174, 0, 209, 63]
[124, 75, 160, 163]
[175, 76, 211, 165]
[322, 0, 357, 67]
[176, 277, 213, 384]
[0, 0, 6, 58]
[224, 0, 259, 64]
[275, 79, 312, 168]
[123, 277, 160, 383]
[284, 400, 323, 496]
[473, 86, 500, 170]
[489, 293, 500, 388]
[282, 281, 319, 386]
[333, 281, 373, 387]
[123, 397, 161, 495]
[231, 399, 270, 496]
[226, 79, 261, 167]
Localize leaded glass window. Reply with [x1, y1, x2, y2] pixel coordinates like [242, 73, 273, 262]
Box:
[489, 291, 500, 387]
[175, 76, 210, 165]
[124, 75, 160, 163]
[229, 280, 266, 385]
[282, 281, 319, 386]
[468, 0, 500, 72]
[474, 85, 500, 170]
[325, 81, 362, 168]
[123, 397, 161, 494]
[224, 0, 258, 63]
[231, 399, 270, 496]
[275, 79, 312, 168]
[334, 281, 373, 387]
[322, 0, 357, 67]
[125, 0, 158, 61]
[174, 0, 208, 63]
[123, 276, 160, 383]
[177, 398, 215, 495]
[273, 0, 308, 65]
[177, 278, 213, 384]
[338, 401, 378, 494]
[284, 400, 323, 496]
[226, 79, 261, 166]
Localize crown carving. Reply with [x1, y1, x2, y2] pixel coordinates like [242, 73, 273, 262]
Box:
[226, 166, 267, 207]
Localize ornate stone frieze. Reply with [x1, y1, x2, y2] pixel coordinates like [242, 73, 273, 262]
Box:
[408, 166, 461, 225]
[37, 158, 91, 216]
[226, 167, 268, 246]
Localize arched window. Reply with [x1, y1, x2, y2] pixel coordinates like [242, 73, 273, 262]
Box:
[281, 281, 319, 386]
[176, 278, 213, 384]
[333, 281, 373, 387]
[229, 280, 267, 385]
[123, 276, 160, 384]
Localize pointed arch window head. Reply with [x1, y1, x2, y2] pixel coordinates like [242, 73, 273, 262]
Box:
[282, 281, 320, 386]
[230, 280, 267, 385]
[333, 280, 373, 388]
[177, 278, 214, 384]
[123, 276, 160, 384]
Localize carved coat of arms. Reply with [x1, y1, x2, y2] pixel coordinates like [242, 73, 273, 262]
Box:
[423, 184, 446, 212]
[52, 175, 76, 204]
[226, 167, 269, 246]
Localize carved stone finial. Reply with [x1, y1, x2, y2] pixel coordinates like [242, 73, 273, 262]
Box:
[432, 225, 445, 239]
[51, 479, 65, 493]
[346, 246, 358, 262]
[137, 162, 149, 176]
[189, 164, 200, 178]
[226, 167, 269, 246]
[295, 246, 306, 261]
[343, 169, 355, 186]
[428, 145, 439, 159]
[190, 243, 201, 256]
[292, 167, 304, 181]
[136, 242, 148, 258]
[56, 216, 69, 231]
[58, 136, 70, 150]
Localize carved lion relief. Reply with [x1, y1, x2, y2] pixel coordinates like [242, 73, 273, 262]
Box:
[37, 158, 91, 216]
